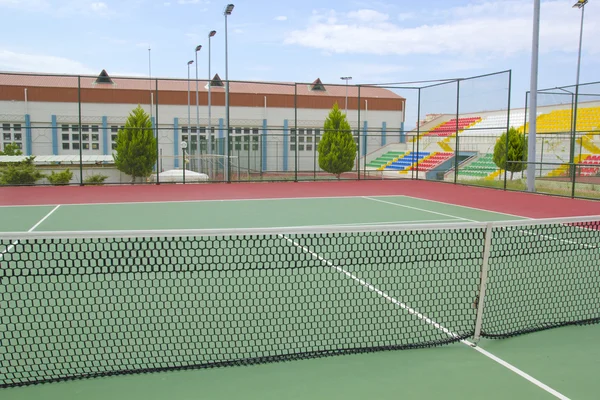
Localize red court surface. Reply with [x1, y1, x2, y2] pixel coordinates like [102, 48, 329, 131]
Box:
[1, 180, 599, 219]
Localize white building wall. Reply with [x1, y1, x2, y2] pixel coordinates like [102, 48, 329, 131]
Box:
[1, 99, 406, 173]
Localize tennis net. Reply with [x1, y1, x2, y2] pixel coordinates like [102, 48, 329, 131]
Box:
[1, 216, 599, 388]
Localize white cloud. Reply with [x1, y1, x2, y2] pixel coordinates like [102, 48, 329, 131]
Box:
[164, 1, 171, 5]
[233, 28, 243, 34]
[347, 9, 388, 23]
[177, 0, 200, 4]
[0, 0, 49, 10]
[0, 49, 96, 74]
[285, 1, 600, 57]
[274, 15, 287, 21]
[397, 12, 415, 21]
[90, 1, 107, 12]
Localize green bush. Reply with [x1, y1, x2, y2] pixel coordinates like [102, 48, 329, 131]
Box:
[493, 127, 527, 180]
[318, 103, 357, 179]
[0, 156, 45, 185]
[47, 169, 73, 185]
[114, 105, 158, 183]
[84, 174, 109, 185]
[0, 142, 23, 156]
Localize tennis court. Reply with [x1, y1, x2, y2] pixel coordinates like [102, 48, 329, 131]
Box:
[1, 187, 599, 400]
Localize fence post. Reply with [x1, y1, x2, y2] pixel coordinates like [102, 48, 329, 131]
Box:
[294, 83, 298, 182]
[357, 85, 361, 181]
[453, 79, 460, 184]
[415, 88, 421, 181]
[155, 79, 160, 185]
[473, 222, 494, 343]
[503, 70, 512, 190]
[78, 76, 83, 186]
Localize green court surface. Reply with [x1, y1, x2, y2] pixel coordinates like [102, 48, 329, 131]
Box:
[1, 195, 599, 400]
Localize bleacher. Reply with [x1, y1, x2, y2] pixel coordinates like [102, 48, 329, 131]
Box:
[409, 152, 454, 171]
[579, 154, 600, 177]
[457, 154, 499, 179]
[461, 111, 527, 137]
[423, 117, 481, 137]
[385, 151, 429, 171]
[366, 151, 405, 170]
[522, 106, 600, 134]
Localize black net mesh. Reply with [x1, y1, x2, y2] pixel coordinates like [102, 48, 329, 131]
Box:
[1, 229, 483, 387]
[482, 221, 600, 337]
[1, 219, 599, 388]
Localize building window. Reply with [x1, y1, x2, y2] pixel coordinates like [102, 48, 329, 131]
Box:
[307, 145, 313, 151]
[72, 143, 80, 150]
[2, 124, 10, 131]
[111, 134, 117, 142]
[111, 126, 118, 133]
[91, 125, 99, 132]
[62, 125, 70, 132]
[92, 143, 99, 150]
[62, 143, 70, 150]
[112, 143, 117, 150]
[14, 133, 22, 141]
[182, 126, 188, 134]
[82, 134, 89, 141]
[72, 134, 80, 141]
[92, 134, 99, 142]
[83, 143, 90, 150]
[72, 124, 79, 131]
[13, 124, 21, 132]
[3, 133, 10, 141]
[82, 125, 89, 132]
[62, 134, 69, 141]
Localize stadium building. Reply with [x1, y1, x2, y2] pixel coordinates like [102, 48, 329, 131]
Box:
[0, 70, 406, 182]
[1, 70, 599, 185]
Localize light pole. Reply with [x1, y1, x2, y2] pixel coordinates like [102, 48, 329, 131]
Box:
[340, 76, 352, 114]
[195, 45, 202, 171]
[570, 0, 588, 180]
[187, 59, 193, 166]
[224, 3, 234, 182]
[526, 0, 540, 192]
[208, 30, 216, 179]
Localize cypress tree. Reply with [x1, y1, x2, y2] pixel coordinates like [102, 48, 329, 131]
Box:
[114, 105, 157, 182]
[318, 103, 357, 179]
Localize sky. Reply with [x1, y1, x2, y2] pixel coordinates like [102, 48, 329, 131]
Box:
[0, 0, 598, 110]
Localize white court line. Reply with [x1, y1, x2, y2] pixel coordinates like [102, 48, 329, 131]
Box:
[0, 205, 60, 260]
[0, 194, 389, 208]
[396, 194, 533, 220]
[279, 234, 570, 400]
[326, 218, 460, 227]
[362, 196, 473, 222]
[364, 196, 596, 250]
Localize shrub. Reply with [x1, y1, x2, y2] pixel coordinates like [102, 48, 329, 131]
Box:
[47, 169, 73, 185]
[493, 127, 527, 180]
[0, 156, 45, 185]
[84, 174, 109, 185]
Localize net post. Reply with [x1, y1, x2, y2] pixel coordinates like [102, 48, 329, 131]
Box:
[473, 222, 493, 343]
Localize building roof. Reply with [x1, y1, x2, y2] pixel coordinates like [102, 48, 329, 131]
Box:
[0, 155, 114, 164]
[0, 71, 404, 100]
